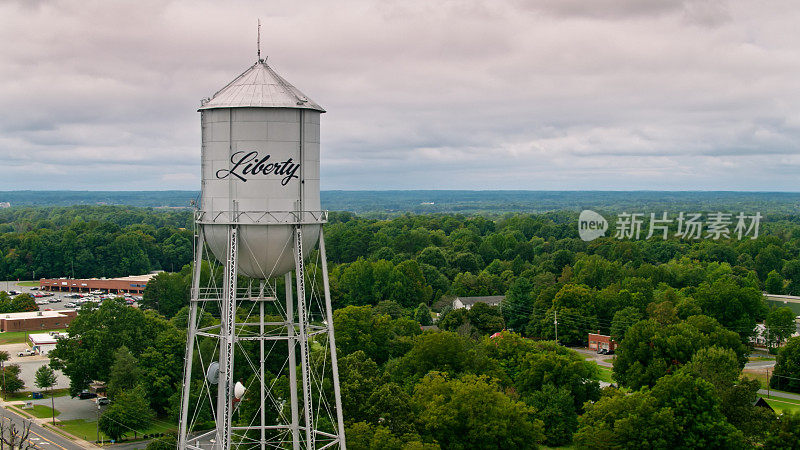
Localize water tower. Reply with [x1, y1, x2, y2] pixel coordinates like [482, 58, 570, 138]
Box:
[177, 53, 346, 450]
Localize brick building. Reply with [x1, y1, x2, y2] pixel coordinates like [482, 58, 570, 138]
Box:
[588, 333, 618, 353]
[0, 310, 77, 332]
[39, 274, 156, 294]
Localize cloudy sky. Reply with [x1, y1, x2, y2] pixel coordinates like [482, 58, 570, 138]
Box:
[1, 0, 799, 191]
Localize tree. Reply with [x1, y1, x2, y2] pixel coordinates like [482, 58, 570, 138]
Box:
[0, 350, 8, 395]
[466, 303, 504, 335]
[413, 303, 433, 326]
[692, 277, 766, 339]
[412, 373, 544, 449]
[366, 382, 416, 436]
[527, 383, 577, 447]
[140, 271, 189, 318]
[681, 346, 740, 388]
[374, 300, 406, 320]
[766, 307, 796, 348]
[338, 351, 384, 423]
[771, 336, 800, 393]
[49, 299, 172, 396]
[333, 305, 421, 364]
[765, 270, 784, 294]
[34, 365, 58, 424]
[612, 316, 747, 390]
[502, 278, 534, 332]
[575, 389, 678, 449]
[649, 372, 745, 448]
[108, 346, 141, 400]
[392, 332, 497, 382]
[99, 385, 155, 441]
[0, 418, 34, 449]
[610, 307, 642, 342]
[145, 433, 177, 450]
[781, 260, 800, 296]
[764, 411, 800, 450]
[437, 308, 469, 333]
[1, 364, 24, 396]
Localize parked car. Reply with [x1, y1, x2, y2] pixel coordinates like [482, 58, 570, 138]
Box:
[49, 297, 61, 303]
[17, 349, 35, 357]
[78, 391, 97, 400]
[31, 392, 44, 399]
[598, 348, 608, 355]
[30, 287, 38, 291]
[97, 397, 110, 406]
[35, 299, 49, 305]
[64, 302, 77, 308]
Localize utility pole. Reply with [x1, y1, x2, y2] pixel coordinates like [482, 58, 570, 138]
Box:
[554, 310, 558, 345]
[766, 368, 770, 398]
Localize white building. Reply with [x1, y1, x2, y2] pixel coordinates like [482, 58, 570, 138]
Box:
[452, 295, 505, 310]
[28, 332, 67, 356]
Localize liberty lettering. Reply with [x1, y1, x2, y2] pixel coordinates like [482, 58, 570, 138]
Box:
[216, 151, 301, 186]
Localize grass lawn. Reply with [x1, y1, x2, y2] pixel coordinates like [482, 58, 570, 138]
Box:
[596, 366, 614, 383]
[58, 419, 107, 442]
[26, 404, 60, 419]
[764, 397, 800, 415]
[16, 281, 39, 287]
[0, 328, 67, 345]
[58, 418, 177, 443]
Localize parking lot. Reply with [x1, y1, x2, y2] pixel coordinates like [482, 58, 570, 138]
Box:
[0, 281, 138, 391]
[2, 280, 140, 311]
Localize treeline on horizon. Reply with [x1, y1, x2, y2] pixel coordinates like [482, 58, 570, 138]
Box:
[3, 190, 800, 215]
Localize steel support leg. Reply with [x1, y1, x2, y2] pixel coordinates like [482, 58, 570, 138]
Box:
[216, 226, 238, 450]
[179, 228, 205, 449]
[318, 231, 346, 449]
[286, 271, 300, 450]
[259, 280, 266, 450]
[293, 225, 314, 448]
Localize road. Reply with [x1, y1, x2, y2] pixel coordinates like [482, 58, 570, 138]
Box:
[758, 389, 800, 401]
[0, 406, 84, 450]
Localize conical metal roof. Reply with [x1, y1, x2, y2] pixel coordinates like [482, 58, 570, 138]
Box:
[199, 60, 324, 112]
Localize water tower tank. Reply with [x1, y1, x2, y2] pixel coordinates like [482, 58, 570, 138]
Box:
[198, 60, 324, 279]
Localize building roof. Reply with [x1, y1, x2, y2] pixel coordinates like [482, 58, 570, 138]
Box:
[454, 295, 505, 307]
[42, 274, 156, 283]
[1, 310, 74, 320]
[764, 293, 800, 301]
[199, 60, 324, 112]
[29, 333, 67, 345]
[753, 397, 774, 411]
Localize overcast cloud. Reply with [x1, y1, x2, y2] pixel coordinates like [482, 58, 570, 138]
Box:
[1, 0, 799, 191]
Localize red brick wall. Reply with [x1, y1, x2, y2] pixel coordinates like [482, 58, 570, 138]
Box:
[0, 311, 77, 332]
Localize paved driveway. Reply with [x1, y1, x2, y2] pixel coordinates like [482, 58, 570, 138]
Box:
[0, 343, 71, 391]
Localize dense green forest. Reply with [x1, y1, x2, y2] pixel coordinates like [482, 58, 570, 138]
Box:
[13, 204, 796, 447]
[0, 206, 193, 279]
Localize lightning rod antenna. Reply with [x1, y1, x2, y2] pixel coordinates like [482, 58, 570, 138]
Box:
[257, 19, 262, 62]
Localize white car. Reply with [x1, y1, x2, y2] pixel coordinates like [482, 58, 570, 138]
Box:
[35, 299, 49, 305]
[64, 302, 77, 308]
[49, 298, 60, 303]
[17, 349, 35, 357]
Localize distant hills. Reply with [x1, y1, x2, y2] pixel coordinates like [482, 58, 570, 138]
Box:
[0, 190, 798, 215]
